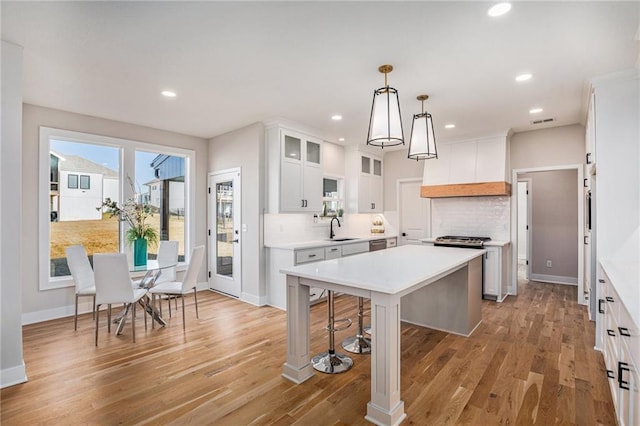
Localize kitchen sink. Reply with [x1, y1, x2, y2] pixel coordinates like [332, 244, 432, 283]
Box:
[327, 238, 358, 242]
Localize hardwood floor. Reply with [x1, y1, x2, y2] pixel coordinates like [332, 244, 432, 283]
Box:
[1, 279, 614, 425]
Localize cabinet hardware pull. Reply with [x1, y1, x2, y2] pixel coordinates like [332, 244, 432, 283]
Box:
[301, 200, 305, 207]
[607, 370, 615, 379]
[607, 329, 615, 336]
[618, 327, 631, 337]
[599, 279, 605, 283]
[308, 254, 316, 258]
[598, 299, 605, 314]
[583, 178, 588, 187]
[586, 152, 592, 164]
[606, 296, 614, 302]
[584, 236, 588, 245]
[618, 362, 630, 390]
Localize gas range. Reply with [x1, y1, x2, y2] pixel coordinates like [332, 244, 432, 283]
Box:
[434, 235, 491, 249]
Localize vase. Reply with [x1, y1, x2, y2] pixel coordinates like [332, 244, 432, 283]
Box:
[133, 238, 148, 267]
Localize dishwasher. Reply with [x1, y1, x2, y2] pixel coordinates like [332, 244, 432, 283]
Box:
[369, 238, 387, 252]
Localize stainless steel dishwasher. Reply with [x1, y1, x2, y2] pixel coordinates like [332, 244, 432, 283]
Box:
[369, 238, 387, 251]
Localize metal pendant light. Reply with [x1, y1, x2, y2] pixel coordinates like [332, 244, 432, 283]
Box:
[367, 64, 404, 148]
[408, 94, 438, 160]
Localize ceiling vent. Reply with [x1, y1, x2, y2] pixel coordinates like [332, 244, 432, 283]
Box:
[530, 117, 555, 125]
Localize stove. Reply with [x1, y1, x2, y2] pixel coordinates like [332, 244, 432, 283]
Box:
[434, 235, 491, 249]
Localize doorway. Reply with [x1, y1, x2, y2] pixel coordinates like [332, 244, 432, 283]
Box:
[510, 165, 585, 305]
[209, 169, 242, 298]
[397, 178, 430, 245]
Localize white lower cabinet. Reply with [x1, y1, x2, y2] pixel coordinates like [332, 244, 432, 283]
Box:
[482, 245, 510, 301]
[599, 264, 640, 426]
[267, 240, 373, 309]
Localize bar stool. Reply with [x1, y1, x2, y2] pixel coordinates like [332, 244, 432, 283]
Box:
[312, 290, 354, 374]
[342, 296, 371, 354]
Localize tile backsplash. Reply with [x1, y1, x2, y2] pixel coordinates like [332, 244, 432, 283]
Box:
[431, 196, 510, 241]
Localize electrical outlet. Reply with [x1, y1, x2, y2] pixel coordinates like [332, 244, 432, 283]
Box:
[546, 260, 552, 268]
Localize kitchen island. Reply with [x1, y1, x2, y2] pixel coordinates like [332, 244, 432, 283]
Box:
[281, 244, 484, 426]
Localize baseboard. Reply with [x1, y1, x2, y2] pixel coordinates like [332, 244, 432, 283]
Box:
[1, 362, 28, 388]
[241, 292, 268, 307]
[530, 273, 577, 286]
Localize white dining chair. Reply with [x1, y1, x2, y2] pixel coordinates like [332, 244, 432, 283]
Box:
[149, 246, 205, 331]
[94, 253, 148, 345]
[65, 245, 96, 331]
[155, 240, 179, 316]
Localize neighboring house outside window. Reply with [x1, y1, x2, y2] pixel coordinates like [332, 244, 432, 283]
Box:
[79, 175, 90, 189]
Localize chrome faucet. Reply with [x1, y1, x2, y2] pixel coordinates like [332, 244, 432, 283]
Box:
[330, 216, 341, 239]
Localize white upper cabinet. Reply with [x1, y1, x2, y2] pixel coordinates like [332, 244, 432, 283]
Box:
[346, 146, 383, 213]
[266, 124, 323, 213]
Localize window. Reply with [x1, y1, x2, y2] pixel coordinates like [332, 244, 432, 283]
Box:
[321, 176, 344, 219]
[79, 175, 90, 189]
[68, 174, 78, 189]
[40, 127, 195, 290]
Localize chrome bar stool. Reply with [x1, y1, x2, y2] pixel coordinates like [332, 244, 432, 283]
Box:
[312, 290, 354, 374]
[342, 296, 371, 354]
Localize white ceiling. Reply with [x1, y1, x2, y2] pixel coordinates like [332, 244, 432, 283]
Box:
[2, 1, 639, 147]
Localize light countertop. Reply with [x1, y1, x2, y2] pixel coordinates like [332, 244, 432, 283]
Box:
[266, 234, 397, 250]
[420, 238, 510, 247]
[600, 258, 640, 328]
[280, 244, 485, 296]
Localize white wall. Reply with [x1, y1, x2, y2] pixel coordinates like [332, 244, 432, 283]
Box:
[1, 40, 27, 388]
[208, 122, 266, 305]
[383, 148, 424, 210]
[21, 104, 209, 322]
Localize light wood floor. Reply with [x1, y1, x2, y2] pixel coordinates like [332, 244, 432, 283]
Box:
[1, 279, 614, 425]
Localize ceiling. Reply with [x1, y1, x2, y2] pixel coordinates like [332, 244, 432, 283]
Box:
[2, 1, 639, 147]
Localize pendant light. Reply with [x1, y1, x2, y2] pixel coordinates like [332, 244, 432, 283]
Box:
[366, 64, 404, 148]
[407, 94, 438, 160]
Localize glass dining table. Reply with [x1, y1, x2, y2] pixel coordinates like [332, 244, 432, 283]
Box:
[113, 260, 178, 335]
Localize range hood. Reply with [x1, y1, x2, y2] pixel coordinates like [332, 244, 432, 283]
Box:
[421, 132, 512, 198]
[420, 181, 511, 198]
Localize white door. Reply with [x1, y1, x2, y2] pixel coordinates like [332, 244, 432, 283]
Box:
[209, 170, 241, 297]
[398, 179, 430, 245]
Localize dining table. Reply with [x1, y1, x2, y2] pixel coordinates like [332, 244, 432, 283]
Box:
[113, 260, 178, 335]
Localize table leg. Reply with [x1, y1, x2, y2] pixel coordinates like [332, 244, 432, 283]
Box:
[365, 292, 406, 426]
[282, 275, 314, 384]
[141, 297, 166, 327]
[115, 303, 131, 335]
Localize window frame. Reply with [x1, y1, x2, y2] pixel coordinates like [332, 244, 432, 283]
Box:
[79, 174, 90, 190]
[39, 126, 196, 291]
[67, 174, 78, 189]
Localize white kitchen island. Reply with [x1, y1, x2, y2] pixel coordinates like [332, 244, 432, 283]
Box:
[280, 244, 485, 426]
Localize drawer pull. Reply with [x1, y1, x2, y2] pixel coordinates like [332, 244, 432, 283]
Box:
[598, 279, 605, 283]
[598, 299, 605, 314]
[330, 248, 338, 252]
[618, 362, 630, 390]
[607, 369, 615, 379]
[618, 327, 631, 337]
[606, 296, 614, 302]
[607, 329, 616, 336]
[308, 254, 316, 258]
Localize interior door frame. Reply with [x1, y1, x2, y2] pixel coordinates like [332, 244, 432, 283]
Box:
[208, 168, 242, 298]
[510, 164, 584, 304]
[396, 177, 430, 245]
[517, 178, 532, 280]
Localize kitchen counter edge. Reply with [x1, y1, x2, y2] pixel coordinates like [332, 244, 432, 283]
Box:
[265, 234, 398, 250]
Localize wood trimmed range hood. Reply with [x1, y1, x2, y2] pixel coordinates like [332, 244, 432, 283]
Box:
[421, 181, 511, 198]
[420, 131, 512, 198]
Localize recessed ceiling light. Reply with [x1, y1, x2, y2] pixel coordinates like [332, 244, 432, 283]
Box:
[161, 90, 176, 98]
[529, 108, 543, 114]
[444, 124, 456, 129]
[331, 115, 343, 121]
[338, 137, 345, 142]
[488, 2, 511, 17]
[515, 73, 532, 82]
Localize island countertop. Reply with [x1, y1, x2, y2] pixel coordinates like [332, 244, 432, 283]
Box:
[280, 244, 485, 296]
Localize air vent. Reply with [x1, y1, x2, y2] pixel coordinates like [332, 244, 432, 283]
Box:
[530, 118, 555, 125]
